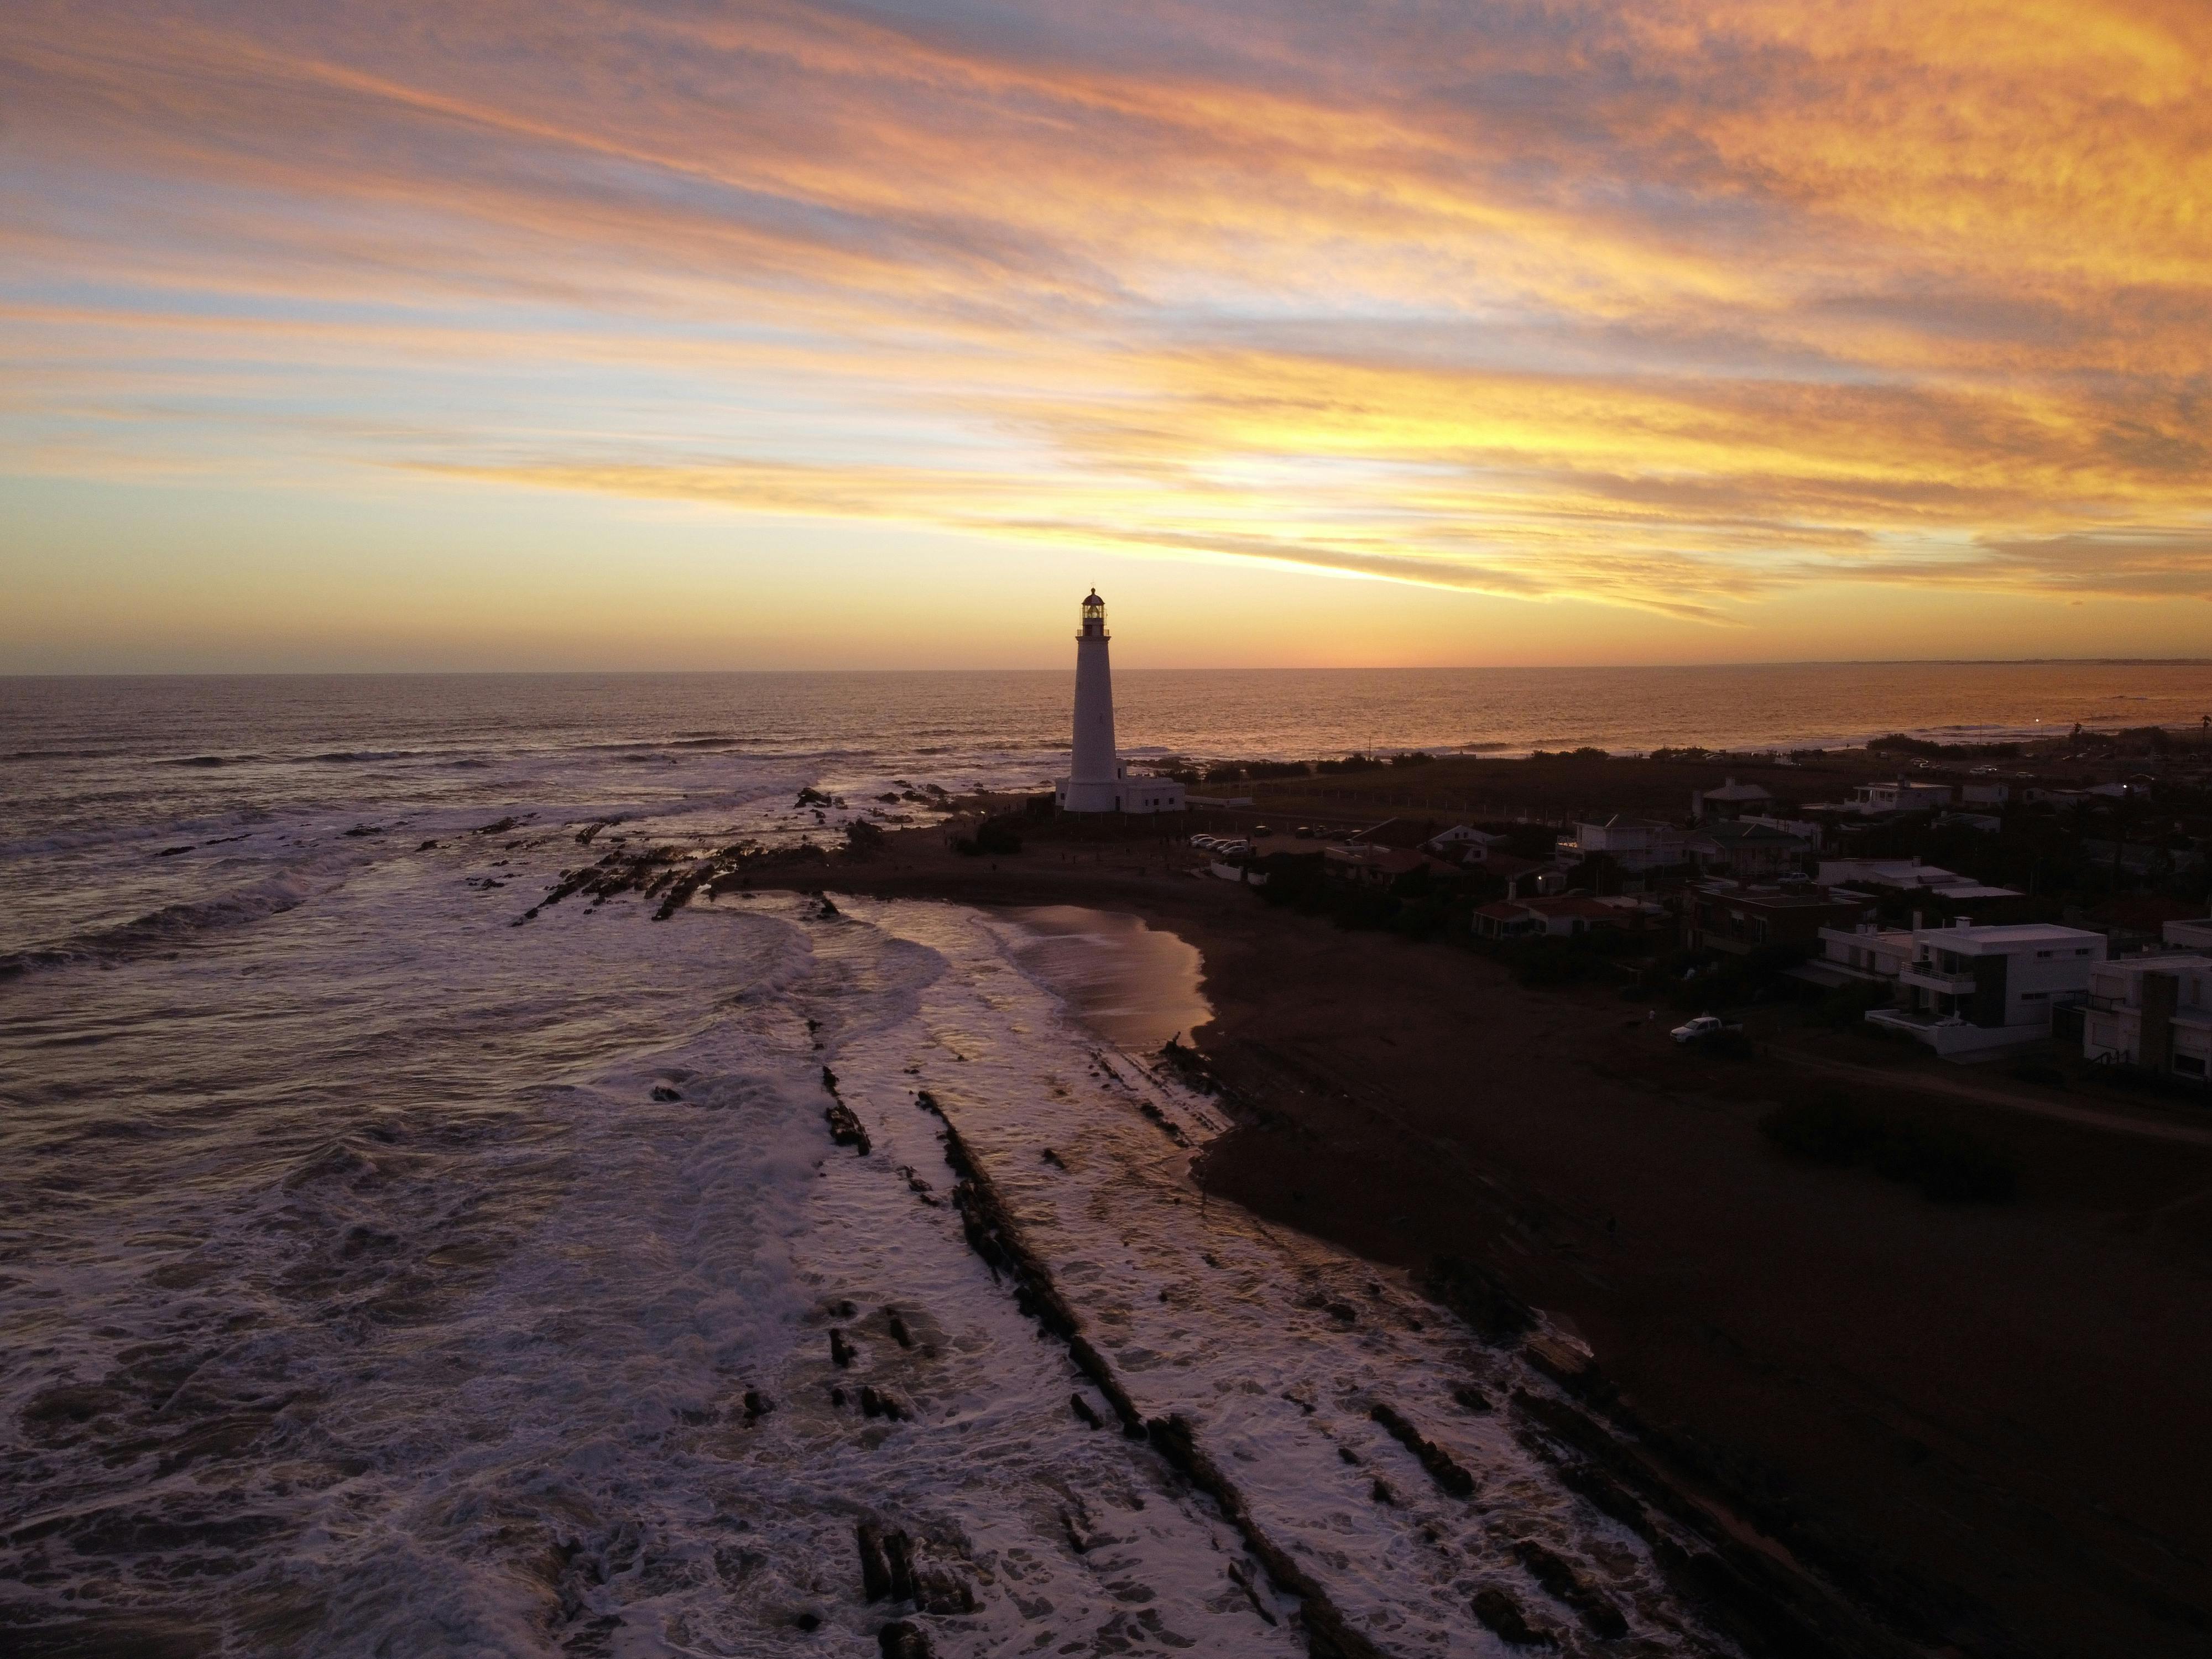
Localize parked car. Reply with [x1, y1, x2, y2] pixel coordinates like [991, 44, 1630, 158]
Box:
[1671, 1015, 1743, 1045]
[1190, 834, 1219, 848]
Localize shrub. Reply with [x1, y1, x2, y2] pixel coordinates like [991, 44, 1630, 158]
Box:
[1814, 977, 1893, 1029]
[954, 817, 1024, 857]
[1760, 1093, 2015, 1203]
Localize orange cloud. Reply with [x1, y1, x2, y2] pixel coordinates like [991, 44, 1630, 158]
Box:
[4, 0, 2210, 644]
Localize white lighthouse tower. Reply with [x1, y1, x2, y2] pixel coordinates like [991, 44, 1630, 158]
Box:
[1053, 589, 1185, 815]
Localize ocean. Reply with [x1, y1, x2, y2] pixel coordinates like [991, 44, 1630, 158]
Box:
[3, 661, 2206, 1657]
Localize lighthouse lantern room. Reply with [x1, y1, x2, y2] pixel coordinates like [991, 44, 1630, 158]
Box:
[1053, 591, 1186, 815]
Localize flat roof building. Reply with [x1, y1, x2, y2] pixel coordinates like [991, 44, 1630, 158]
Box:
[2084, 954, 2212, 1085]
[1866, 921, 2105, 1058]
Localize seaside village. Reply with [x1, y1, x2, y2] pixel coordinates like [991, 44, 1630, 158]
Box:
[958, 593, 2212, 1087]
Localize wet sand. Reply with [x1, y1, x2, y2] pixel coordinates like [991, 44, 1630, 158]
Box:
[806, 827, 2212, 1659]
[993, 905, 1212, 1051]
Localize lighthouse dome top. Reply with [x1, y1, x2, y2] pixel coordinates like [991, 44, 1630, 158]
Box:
[1078, 589, 1108, 638]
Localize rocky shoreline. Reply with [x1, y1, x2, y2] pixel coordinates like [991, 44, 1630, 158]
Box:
[724, 822, 2212, 1659]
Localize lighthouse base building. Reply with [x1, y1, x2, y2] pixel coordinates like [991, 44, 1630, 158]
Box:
[1053, 763, 1187, 815]
[1053, 589, 1186, 815]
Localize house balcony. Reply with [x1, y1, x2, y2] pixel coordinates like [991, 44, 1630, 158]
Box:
[1900, 963, 1976, 995]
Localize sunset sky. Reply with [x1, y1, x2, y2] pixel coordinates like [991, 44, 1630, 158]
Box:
[5, 1, 2210, 671]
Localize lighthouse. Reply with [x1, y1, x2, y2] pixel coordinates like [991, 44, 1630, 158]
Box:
[1053, 590, 1186, 815]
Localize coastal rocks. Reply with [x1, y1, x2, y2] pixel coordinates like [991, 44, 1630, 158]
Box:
[470, 816, 520, 836]
[1452, 1383, 1494, 1414]
[1370, 1402, 1477, 1498]
[650, 1085, 682, 1102]
[650, 866, 711, 921]
[823, 1069, 872, 1154]
[935, 1113, 1145, 1436]
[858, 1385, 910, 1422]
[855, 1522, 974, 1615]
[742, 1390, 774, 1425]
[885, 1307, 915, 1349]
[830, 1329, 855, 1369]
[1134, 1098, 1190, 1146]
[1069, 1392, 1103, 1430]
[877, 1620, 932, 1658]
[825, 1104, 872, 1154]
[895, 1165, 937, 1204]
[1146, 1413, 1389, 1659]
[1514, 1539, 1629, 1639]
[857, 1521, 895, 1601]
[1472, 1588, 1554, 1648]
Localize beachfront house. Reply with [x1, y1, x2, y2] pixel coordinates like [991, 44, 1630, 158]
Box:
[1473, 895, 1642, 940]
[1812, 858, 2022, 904]
[1865, 921, 2105, 1058]
[2084, 954, 2212, 1084]
[1683, 883, 1875, 956]
[1322, 842, 1456, 888]
[1423, 824, 1513, 862]
[1739, 812, 1825, 852]
[1568, 816, 1688, 873]
[1691, 778, 1776, 821]
[1813, 920, 1918, 989]
[1844, 779, 1953, 815]
[2164, 919, 2212, 953]
[1687, 820, 1811, 881]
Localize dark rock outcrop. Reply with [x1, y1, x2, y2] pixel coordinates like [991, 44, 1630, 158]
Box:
[825, 1103, 872, 1154]
[1514, 1539, 1628, 1639]
[1473, 1588, 1554, 1647]
[1370, 1402, 1476, 1498]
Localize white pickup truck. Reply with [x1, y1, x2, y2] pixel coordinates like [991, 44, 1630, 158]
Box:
[1670, 1015, 1743, 1045]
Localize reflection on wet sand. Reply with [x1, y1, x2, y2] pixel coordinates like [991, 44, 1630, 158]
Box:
[998, 905, 1211, 1052]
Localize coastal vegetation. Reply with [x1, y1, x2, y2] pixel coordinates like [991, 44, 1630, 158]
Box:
[1760, 1092, 2017, 1203]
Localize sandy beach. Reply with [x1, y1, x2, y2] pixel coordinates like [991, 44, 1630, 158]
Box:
[792, 823, 2212, 1659]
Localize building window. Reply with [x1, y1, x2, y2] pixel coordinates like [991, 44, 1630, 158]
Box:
[2176, 1055, 2207, 1078]
[2020, 990, 2048, 1000]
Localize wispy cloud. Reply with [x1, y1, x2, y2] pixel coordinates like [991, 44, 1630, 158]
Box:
[5, 0, 2211, 627]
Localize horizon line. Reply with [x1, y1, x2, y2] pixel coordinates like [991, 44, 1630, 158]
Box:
[6, 656, 2212, 681]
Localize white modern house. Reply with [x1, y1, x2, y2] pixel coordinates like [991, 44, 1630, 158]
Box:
[1864, 920, 2106, 1057]
[1813, 858, 2021, 903]
[1053, 591, 1186, 815]
[1569, 816, 1687, 872]
[2164, 918, 2212, 953]
[2084, 954, 2212, 1084]
[1843, 779, 1953, 813]
[1816, 921, 1918, 988]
